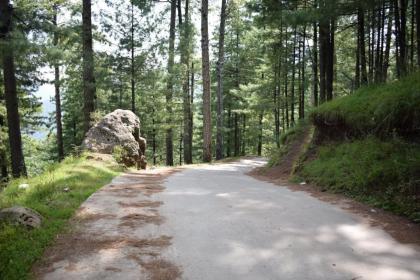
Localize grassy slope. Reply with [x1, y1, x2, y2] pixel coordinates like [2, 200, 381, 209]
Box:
[268, 73, 420, 221]
[301, 73, 420, 221]
[0, 155, 122, 279]
[300, 137, 420, 220]
[311, 73, 420, 139]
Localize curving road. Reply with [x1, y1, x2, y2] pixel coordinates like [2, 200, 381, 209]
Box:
[35, 158, 420, 280]
[156, 158, 420, 280]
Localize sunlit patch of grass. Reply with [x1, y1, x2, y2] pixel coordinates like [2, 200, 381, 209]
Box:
[0, 154, 123, 279]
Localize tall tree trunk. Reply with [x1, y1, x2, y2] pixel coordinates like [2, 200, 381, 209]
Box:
[241, 114, 246, 156]
[326, 19, 335, 101]
[179, 123, 183, 165]
[0, 94, 7, 180]
[257, 111, 263, 156]
[82, 0, 96, 134]
[417, 0, 420, 67]
[374, 4, 382, 83]
[290, 27, 297, 126]
[368, 9, 375, 84]
[274, 59, 280, 147]
[276, 48, 282, 145]
[411, 0, 415, 70]
[234, 113, 239, 156]
[227, 108, 231, 157]
[182, 0, 192, 164]
[216, 0, 227, 160]
[189, 61, 194, 162]
[166, 0, 176, 166]
[313, 22, 319, 106]
[130, 1, 136, 113]
[400, 0, 408, 75]
[201, 0, 212, 162]
[300, 26, 306, 119]
[359, 7, 368, 85]
[53, 7, 64, 161]
[319, 19, 327, 104]
[1, 1, 26, 178]
[379, 2, 386, 81]
[152, 106, 157, 165]
[395, 0, 408, 76]
[384, 4, 393, 81]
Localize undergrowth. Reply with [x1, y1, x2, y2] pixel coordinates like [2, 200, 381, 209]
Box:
[0, 155, 122, 279]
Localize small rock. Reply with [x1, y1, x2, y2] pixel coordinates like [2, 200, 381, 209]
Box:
[18, 183, 29, 190]
[0, 206, 43, 229]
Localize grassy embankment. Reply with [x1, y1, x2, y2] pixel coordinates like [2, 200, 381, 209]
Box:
[0, 155, 122, 279]
[271, 73, 420, 221]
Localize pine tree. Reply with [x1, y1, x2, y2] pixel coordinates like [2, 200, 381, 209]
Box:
[201, 0, 212, 162]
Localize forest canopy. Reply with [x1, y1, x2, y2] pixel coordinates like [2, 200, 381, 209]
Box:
[0, 0, 419, 180]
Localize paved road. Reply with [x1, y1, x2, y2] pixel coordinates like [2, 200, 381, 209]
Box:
[156, 158, 420, 280]
[35, 158, 420, 280]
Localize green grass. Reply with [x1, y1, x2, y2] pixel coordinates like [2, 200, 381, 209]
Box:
[268, 120, 309, 167]
[300, 137, 420, 221]
[0, 155, 122, 279]
[311, 72, 420, 139]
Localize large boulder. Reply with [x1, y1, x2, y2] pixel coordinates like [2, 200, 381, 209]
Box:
[82, 109, 147, 169]
[0, 206, 43, 229]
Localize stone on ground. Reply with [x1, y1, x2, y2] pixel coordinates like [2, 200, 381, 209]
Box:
[0, 206, 43, 229]
[82, 109, 147, 169]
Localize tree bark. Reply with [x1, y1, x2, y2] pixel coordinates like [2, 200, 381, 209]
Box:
[417, 0, 420, 67]
[326, 19, 334, 101]
[300, 26, 306, 119]
[166, 0, 176, 166]
[216, 0, 227, 160]
[313, 21, 319, 106]
[257, 111, 263, 156]
[319, 18, 327, 104]
[130, 1, 136, 113]
[82, 0, 96, 134]
[290, 27, 297, 126]
[0, 1, 27, 177]
[201, 0, 212, 162]
[234, 113, 239, 156]
[53, 7, 64, 161]
[182, 0, 192, 164]
[189, 61, 194, 162]
[384, 3, 393, 81]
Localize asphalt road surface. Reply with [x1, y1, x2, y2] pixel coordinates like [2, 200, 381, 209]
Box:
[35, 158, 420, 280]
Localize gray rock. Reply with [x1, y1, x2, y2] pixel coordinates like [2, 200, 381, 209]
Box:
[82, 109, 147, 169]
[0, 206, 43, 229]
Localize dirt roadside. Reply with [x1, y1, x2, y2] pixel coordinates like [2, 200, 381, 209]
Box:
[32, 168, 182, 280]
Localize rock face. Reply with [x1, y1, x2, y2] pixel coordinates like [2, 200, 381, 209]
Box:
[0, 206, 43, 229]
[82, 109, 147, 169]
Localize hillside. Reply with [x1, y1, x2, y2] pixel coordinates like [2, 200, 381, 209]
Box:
[266, 73, 420, 222]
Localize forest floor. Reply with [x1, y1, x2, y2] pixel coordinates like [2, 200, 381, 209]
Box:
[32, 158, 420, 280]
